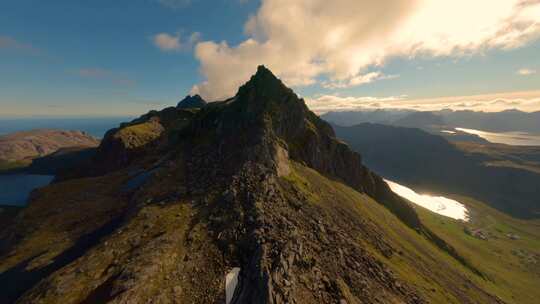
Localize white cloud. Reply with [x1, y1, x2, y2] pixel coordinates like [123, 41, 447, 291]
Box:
[517, 68, 537, 75]
[307, 95, 408, 113]
[307, 90, 540, 113]
[153, 33, 182, 51]
[192, 0, 540, 100]
[322, 72, 399, 89]
[152, 32, 200, 52]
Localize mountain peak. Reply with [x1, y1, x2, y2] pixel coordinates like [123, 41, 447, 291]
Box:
[254, 64, 276, 79]
[177, 94, 206, 109]
[236, 65, 293, 102]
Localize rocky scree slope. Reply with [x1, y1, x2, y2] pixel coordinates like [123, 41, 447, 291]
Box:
[0, 66, 503, 304]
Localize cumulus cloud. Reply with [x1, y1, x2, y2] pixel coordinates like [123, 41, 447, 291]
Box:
[153, 33, 181, 51]
[307, 95, 407, 113]
[192, 0, 540, 100]
[517, 68, 537, 75]
[322, 72, 399, 89]
[307, 90, 540, 113]
[153, 32, 200, 52]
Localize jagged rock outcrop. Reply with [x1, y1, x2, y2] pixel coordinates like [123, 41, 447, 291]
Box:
[95, 117, 165, 170]
[0, 66, 505, 304]
[92, 106, 198, 173]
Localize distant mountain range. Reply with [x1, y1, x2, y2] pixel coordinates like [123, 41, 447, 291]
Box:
[323, 109, 540, 133]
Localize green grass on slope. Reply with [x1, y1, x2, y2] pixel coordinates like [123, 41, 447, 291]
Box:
[415, 195, 540, 304]
[114, 121, 163, 149]
[285, 162, 536, 303]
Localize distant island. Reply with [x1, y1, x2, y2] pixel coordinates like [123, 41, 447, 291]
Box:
[0, 129, 100, 173]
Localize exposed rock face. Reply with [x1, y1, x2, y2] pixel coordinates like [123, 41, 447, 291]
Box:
[0, 66, 505, 304]
[95, 117, 165, 170]
[92, 107, 197, 173]
[220, 66, 421, 229]
[0, 129, 99, 163]
[177, 94, 206, 109]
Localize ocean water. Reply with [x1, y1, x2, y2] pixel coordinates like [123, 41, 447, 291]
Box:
[0, 174, 54, 206]
[0, 117, 133, 139]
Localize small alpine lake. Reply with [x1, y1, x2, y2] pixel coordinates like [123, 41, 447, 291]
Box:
[0, 174, 54, 206]
[385, 179, 469, 221]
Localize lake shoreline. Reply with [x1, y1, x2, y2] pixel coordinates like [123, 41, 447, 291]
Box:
[385, 179, 469, 221]
[0, 174, 55, 207]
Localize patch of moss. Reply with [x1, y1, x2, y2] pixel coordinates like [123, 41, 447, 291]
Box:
[114, 121, 164, 149]
[282, 165, 321, 204]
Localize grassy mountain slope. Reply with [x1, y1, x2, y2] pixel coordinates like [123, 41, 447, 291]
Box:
[282, 163, 506, 303]
[416, 195, 540, 304]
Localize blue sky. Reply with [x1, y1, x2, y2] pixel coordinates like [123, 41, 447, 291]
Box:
[1, 0, 539, 116]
